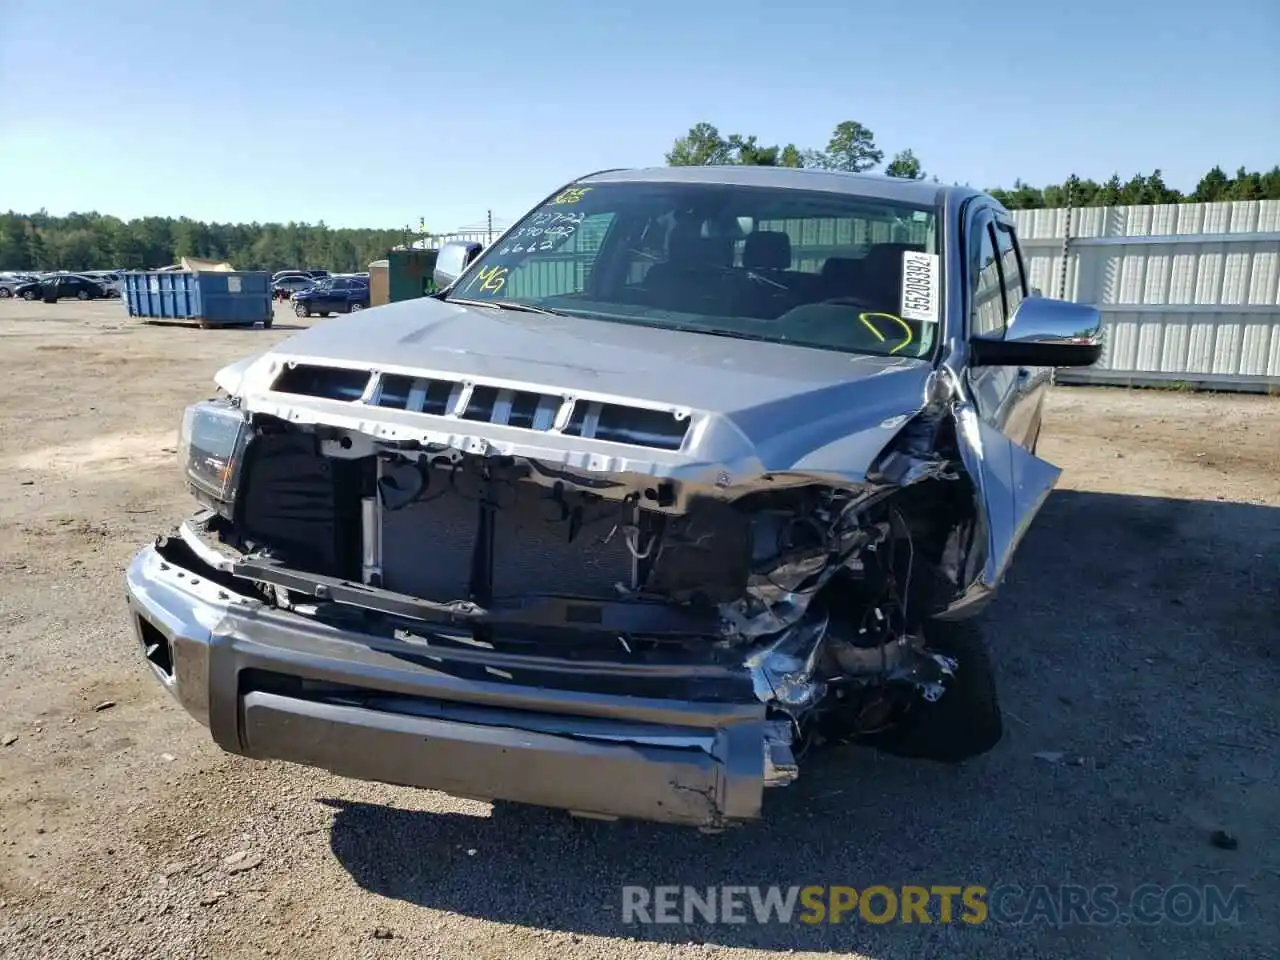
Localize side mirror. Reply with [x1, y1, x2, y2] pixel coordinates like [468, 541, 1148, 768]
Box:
[970, 297, 1103, 368]
[432, 241, 483, 291]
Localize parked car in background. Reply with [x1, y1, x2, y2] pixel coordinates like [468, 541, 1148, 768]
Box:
[272, 275, 315, 301]
[14, 274, 107, 301]
[291, 276, 369, 317]
[82, 271, 123, 297]
[0, 273, 40, 298]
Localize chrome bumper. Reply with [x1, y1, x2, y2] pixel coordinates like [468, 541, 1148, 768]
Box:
[124, 543, 785, 826]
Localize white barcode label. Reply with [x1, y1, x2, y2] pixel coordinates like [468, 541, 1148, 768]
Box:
[227, 276, 242, 293]
[900, 251, 939, 323]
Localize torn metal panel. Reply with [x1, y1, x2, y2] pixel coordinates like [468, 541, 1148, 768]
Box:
[951, 401, 1062, 601]
[743, 611, 831, 711]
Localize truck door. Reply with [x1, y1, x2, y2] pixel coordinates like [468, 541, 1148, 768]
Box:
[991, 218, 1049, 450]
[946, 202, 1061, 614]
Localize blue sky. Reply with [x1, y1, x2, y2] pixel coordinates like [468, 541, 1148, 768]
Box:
[1, 0, 1276, 230]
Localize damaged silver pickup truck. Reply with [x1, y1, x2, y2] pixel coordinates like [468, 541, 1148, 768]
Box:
[125, 167, 1102, 827]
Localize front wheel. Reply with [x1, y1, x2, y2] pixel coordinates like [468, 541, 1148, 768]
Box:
[349, 302, 363, 312]
[864, 617, 1003, 764]
[22, 289, 37, 301]
[0, 288, 11, 298]
[77, 290, 91, 301]
[294, 302, 310, 318]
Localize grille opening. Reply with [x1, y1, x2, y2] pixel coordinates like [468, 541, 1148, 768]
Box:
[462, 386, 500, 422]
[597, 405, 687, 449]
[272, 364, 371, 401]
[138, 617, 173, 677]
[564, 402, 689, 450]
[373, 376, 459, 414]
[564, 403, 589, 436]
[375, 374, 415, 409]
[507, 391, 542, 429]
[423, 380, 455, 415]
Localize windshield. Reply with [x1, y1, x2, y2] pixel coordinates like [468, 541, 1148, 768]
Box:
[447, 180, 942, 358]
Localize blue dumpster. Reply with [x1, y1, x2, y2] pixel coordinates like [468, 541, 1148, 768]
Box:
[123, 271, 274, 328]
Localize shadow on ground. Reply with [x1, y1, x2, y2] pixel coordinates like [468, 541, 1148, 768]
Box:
[322, 489, 1280, 956]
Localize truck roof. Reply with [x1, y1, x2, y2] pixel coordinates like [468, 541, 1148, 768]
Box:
[579, 165, 986, 207]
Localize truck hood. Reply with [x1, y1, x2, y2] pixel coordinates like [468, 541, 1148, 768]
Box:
[224, 297, 939, 488]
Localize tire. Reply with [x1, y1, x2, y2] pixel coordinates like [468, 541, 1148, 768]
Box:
[349, 302, 363, 312]
[22, 289, 37, 301]
[77, 290, 91, 301]
[0, 288, 11, 298]
[865, 617, 1004, 764]
[295, 302, 310, 318]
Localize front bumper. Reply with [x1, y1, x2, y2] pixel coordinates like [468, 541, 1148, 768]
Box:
[124, 541, 786, 826]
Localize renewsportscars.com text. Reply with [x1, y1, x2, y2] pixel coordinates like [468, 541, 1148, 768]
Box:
[621, 884, 1246, 927]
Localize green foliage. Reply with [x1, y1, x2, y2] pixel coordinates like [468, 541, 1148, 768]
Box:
[987, 166, 1280, 209]
[665, 123, 807, 168]
[727, 134, 780, 166]
[807, 121, 884, 173]
[665, 119, 1280, 210]
[778, 144, 804, 168]
[0, 209, 406, 272]
[665, 123, 738, 166]
[665, 118, 891, 175]
[884, 149, 924, 180]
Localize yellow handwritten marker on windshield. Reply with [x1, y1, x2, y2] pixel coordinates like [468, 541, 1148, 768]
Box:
[858, 312, 914, 354]
[551, 187, 592, 205]
[477, 266, 508, 294]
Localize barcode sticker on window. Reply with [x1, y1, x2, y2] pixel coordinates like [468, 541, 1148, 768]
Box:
[900, 251, 939, 323]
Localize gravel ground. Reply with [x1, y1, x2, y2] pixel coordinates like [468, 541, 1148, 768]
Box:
[0, 298, 1277, 960]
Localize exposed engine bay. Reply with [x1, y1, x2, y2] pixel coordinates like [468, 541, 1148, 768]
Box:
[190, 401, 1003, 781]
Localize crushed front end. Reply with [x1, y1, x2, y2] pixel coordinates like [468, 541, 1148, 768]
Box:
[126, 348, 1030, 827]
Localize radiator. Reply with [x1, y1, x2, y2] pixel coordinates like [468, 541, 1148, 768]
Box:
[379, 476, 635, 601]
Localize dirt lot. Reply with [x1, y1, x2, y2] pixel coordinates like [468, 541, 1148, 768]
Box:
[0, 298, 1277, 960]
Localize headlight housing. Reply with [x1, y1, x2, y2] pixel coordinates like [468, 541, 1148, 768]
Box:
[178, 400, 250, 509]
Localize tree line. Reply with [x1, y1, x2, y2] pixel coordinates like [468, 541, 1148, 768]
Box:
[4, 121, 1276, 273]
[665, 120, 1280, 208]
[0, 210, 407, 273]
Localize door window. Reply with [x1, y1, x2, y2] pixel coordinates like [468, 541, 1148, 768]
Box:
[971, 220, 1004, 337]
[993, 223, 1026, 319]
